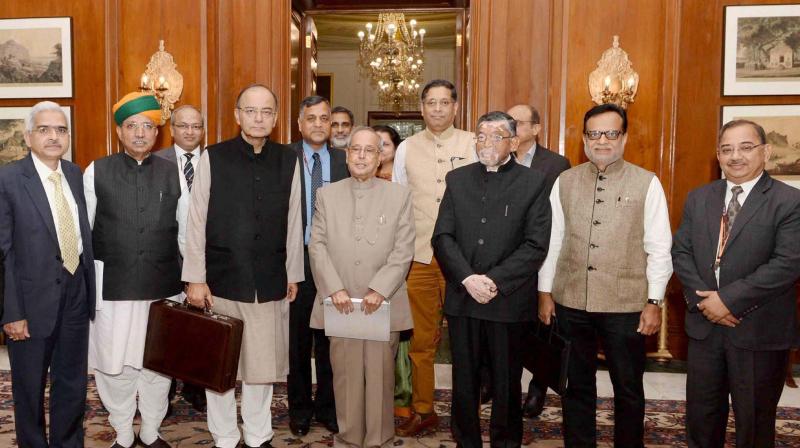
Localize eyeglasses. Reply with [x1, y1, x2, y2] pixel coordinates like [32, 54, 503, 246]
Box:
[33, 125, 69, 136]
[348, 145, 381, 155]
[303, 114, 331, 124]
[173, 123, 204, 131]
[422, 99, 454, 108]
[238, 107, 276, 118]
[123, 122, 156, 131]
[717, 143, 764, 156]
[584, 130, 623, 140]
[474, 134, 514, 145]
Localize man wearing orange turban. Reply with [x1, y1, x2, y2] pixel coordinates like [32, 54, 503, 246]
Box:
[84, 92, 185, 448]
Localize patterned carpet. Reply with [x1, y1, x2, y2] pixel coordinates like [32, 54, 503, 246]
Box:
[1, 373, 800, 447]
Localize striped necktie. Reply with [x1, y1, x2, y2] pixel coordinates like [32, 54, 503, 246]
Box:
[48, 172, 79, 274]
[184, 153, 194, 191]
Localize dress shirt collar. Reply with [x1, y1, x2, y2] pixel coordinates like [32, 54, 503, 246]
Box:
[514, 142, 537, 167]
[726, 171, 763, 200]
[174, 143, 201, 160]
[302, 140, 329, 159]
[31, 151, 64, 182]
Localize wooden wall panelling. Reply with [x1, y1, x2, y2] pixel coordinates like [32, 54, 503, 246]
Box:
[116, 0, 205, 153]
[467, 0, 552, 133]
[217, 0, 293, 144]
[0, 0, 109, 169]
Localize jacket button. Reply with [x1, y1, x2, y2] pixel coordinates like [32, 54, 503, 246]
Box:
[593, 220, 601, 226]
[478, 239, 484, 245]
[355, 260, 361, 266]
[590, 243, 598, 249]
[599, 175, 606, 180]
[595, 199, 604, 204]
[139, 207, 145, 213]
[597, 187, 604, 192]
[436, 198, 441, 203]
[481, 217, 487, 223]
[257, 195, 263, 201]
[437, 179, 443, 183]
[255, 176, 261, 181]
[355, 236, 361, 241]
[139, 250, 144, 255]
[139, 228, 145, 234]
[588, 266, 596, 271]
[254, 234, 260, 240]
[55, 255, 62, 261]
[438, 158, 444, 163]
[56, 278, 62, 284]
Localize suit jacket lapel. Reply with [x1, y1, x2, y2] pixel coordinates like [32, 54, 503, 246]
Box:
[726, 174, 771, 248]
[706, 180, 726, 247]
[21, 155, 59, 245]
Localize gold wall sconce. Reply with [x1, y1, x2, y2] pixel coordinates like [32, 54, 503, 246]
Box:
[139, 40, 183, 125]
[588, 36, 639, 109]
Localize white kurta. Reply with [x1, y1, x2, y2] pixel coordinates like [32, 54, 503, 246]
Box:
[83, 159, 187, 375]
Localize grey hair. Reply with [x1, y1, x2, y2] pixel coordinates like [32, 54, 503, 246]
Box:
[25, 101, 68, 132]
[170, 104, 204, 126]
[476, 111, 517, 136]
[346, 125, 382, 151]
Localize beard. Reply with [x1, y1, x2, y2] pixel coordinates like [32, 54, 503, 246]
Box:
[330, 136, 348, 149]
[583, 143, 622, 168]
[478, 147, 504, 168]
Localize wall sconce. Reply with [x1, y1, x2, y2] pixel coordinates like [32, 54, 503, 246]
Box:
[139, 40, 183, 125]
[588, 36, 639, 109]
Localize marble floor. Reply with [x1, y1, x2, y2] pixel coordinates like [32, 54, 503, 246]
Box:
[2, 346, 799, 408]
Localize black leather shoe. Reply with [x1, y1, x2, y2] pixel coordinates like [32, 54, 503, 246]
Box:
[318, 417, 339, 434]
[522, 381, 546, 418]
[289, 418, 311, 436]
[110, 442, 134, 448]
[138, 436, 172, 447]
[242, 440, 273, 448]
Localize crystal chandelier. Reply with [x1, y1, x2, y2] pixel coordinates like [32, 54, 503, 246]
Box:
[357, 13, 425, 109]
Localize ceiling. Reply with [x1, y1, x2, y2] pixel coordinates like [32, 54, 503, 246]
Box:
[314, 12, 458, 51]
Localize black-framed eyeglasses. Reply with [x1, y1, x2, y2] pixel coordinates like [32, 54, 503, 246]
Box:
[717, 143, 764, 156]
[173, 123, 204, 131]
[584, 130, 623, 140]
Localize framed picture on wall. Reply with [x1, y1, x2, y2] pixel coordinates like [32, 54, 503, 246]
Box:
[0, 106, 72, 166]
[721, 104, 800, 189]
[367, 111, 424, 139]
[0, 17, 73, 98]
[723, 5, 800, 96]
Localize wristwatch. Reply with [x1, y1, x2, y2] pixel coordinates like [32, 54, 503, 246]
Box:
[647, 298, 664, 308]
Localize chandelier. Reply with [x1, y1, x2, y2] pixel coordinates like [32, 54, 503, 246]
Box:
[357, 13, 425, 109]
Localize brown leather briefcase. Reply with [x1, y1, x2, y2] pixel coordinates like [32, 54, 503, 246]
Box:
[143, 299, 243, 393]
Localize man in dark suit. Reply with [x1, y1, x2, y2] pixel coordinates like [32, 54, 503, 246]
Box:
[0, 101, 95, 447]
[432, 111, 551, 448]
[287, 95, 349, 436]
[673, 119, 800, 448]
[507, 104, 570, 189]
[507, 103, 570, 417]
[154, 104, 207, 414]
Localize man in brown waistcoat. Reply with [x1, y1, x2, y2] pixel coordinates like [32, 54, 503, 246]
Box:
[537, 104, 673, 447]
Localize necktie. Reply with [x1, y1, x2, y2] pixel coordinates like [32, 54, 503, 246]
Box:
[184, 153, 194, 192]
[48, 172, 79, 274]
[725, 185, 744, 235]
[311, 152, 322, 210]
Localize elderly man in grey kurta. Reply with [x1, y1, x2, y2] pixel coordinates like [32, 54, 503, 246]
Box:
[309, 127, 415, 447]
[182, 84, 304, 448]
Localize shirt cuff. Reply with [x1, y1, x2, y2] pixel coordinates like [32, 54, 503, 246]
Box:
[648, 282, 667, 302]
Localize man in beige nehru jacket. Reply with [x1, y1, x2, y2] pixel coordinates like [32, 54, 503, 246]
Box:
[538, 104, 672, 447]
[393, 79, 475, 436]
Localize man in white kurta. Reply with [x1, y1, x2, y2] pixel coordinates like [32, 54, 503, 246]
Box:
[85, 92, 186, 448]
[182, 84, 304, 448]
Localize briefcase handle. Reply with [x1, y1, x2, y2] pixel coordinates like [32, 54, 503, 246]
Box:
[535, 315, 560, 343]
[164, 299, 230, 320]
